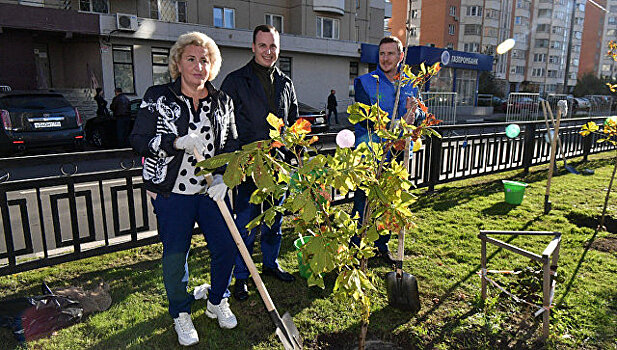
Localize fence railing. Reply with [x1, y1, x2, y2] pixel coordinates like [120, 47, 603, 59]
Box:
[506, 92, 541, 122]
[421, 92, 457, 125]
[1, 116, 614, 276]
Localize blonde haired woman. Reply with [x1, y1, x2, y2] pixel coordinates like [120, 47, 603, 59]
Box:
[130, 32, 238, 346]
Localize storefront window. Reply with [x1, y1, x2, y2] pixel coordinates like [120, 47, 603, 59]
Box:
[456, 69, 477, 106]
[429, 67, 454, 93]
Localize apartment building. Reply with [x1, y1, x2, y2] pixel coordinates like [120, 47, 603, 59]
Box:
[388, 0, 587, 96]
[595, 1, 617, 80]
[0, 0, 387, 111]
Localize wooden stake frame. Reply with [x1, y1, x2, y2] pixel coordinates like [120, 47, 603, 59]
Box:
[478, 230, 561, 339]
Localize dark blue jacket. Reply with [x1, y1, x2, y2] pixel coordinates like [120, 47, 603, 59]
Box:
[220, 60, 298, 146]
[130, 78, 238, 195]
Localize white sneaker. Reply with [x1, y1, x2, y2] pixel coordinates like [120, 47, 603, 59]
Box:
[193, 283, 210, 300]
[206, 298, 237, 329]
[173, 312, 199, 346]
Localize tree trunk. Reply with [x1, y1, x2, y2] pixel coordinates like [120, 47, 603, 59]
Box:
[599, 157, 617, 231]
[358, 320, 368, 350]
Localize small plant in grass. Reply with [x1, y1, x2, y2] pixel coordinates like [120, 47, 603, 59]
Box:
[580, 116, 617, 232]
[197, 65, 441, 350]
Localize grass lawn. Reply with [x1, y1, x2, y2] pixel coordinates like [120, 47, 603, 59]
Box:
[1, 153, 616, 349]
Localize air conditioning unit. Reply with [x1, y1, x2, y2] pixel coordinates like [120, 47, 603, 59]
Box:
[117, 13, 138, 32]
[453, 16, 459, 22]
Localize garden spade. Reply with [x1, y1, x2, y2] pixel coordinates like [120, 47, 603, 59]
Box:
[196, 151, 302, 350]
[385, 139, 421, 312]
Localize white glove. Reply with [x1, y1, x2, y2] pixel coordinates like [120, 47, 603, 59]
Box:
[174, 133, 207, 155]
[207, 174, 228, 201]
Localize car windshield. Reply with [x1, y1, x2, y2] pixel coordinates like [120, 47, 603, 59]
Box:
[1, 95, 71, 109]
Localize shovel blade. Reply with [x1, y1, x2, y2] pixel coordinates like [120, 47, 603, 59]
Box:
[386, 271, 420, 312]
[281, 312, 303, 349]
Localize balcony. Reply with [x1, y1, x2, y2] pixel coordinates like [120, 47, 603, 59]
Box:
[313, 0, 344, 16]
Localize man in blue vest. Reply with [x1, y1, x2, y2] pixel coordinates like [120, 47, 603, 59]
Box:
[351, 36, 423, 264]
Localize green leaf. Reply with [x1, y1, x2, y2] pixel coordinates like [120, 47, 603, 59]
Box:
[301, 200, 317, 222]
[223, 154, 244, 188]
[196, 152, 234, 170]
[253, 154, 275, 192]
[290, 189, 310, 213]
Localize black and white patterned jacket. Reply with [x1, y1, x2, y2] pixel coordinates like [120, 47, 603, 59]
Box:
[130, 78, 238, 195]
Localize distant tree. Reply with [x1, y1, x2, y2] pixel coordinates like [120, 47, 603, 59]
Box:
[573, 73, 610, 97]
[478, 71, 504, 97]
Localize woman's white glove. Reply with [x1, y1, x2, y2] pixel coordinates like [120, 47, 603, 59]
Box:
[174, 133, 207, 155]
[207, 174, 228, 201]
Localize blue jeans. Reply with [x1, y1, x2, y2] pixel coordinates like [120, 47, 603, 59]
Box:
[350, 189, 391, 252]
[152, 193, 236, 318]
[328, 108, 339, 124]
[233, 180, 285, 280]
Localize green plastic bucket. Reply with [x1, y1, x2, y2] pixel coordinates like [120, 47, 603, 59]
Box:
[502, 180, 528, 205]
[293, 236, 312, 279]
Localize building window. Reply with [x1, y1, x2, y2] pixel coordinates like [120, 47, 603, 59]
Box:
[214, 7, 235, 28]
[466, 6, 482, 16]
[550, 40, 562, 49]
[411, 9, 418, 18]
[549, 55, 561, 64]
[349, 61, 358, 97]
[446, 43, 454, 49]
[409, 27, 418, 37]
[535, 39, 549, 48]
[532, 67, 544, 77]
[278, 57, 292, 78]
[574, 31, 582, 40]
[464, 24, 481, 35]
[463, 42, 480, 52]
[551, 26, 564, 35]
[79, 0, 108, 13]
[177, 1, 187, 23]
[448, 24, 455, 35]
[113, 45, 135, 94]
[316, 17, 340, 39]
[511, 50, 526, 59]
[150, 0, 186, 22]
[536, 24, 549, 32]
[608, 29, 617, 37]
[449, 6, 456, 16]
[534, 53, 546, 62]
[538, 9, 552, 18]
[152, 48, 171, 86]
[266, 14, 284, 33]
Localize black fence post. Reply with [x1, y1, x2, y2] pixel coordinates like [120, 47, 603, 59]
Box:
[582, 129, 593, 162]
[0, 189, 15, 267]
[428, 135, 443, 192]
[522, 122, 537, 174]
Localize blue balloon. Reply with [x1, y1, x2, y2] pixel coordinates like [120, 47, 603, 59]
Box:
[505, 124, 520, 138]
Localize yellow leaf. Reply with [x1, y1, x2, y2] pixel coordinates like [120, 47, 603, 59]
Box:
[266, 113, 284, 131]
[412, 138, 423, 152]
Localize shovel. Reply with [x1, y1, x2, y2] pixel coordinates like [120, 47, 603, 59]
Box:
[196, 150, 302, 350]
[385, 138, 421, 312]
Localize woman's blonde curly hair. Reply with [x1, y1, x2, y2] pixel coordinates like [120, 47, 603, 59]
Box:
[169, 32, 221, 81]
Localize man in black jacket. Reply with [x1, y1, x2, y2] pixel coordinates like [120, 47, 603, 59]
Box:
[110, 88, 131, 147]
[327, 89, 338, 124]
[221, 24, 299, 301]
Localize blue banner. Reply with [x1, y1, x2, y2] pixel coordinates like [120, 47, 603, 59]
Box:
[360, 44, 493, 71]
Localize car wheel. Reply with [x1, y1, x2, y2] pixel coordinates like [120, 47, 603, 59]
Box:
[89, 126, 105, 148]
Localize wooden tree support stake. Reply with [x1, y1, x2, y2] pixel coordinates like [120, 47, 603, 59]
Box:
[478, 230, 561, 339]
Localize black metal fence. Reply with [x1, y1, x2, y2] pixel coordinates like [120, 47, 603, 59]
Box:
[1, 117, 614, 276]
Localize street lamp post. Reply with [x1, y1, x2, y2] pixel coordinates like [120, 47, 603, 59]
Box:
[562, 0, 578, 94]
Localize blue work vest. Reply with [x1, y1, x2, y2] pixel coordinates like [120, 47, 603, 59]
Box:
[354, 67, 420, 146]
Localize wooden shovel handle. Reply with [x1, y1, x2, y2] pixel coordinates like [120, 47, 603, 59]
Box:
[396, 138, 412, 274]
[193, 149, 278, 313]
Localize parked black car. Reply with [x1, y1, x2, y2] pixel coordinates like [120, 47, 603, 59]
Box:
[0, 91, 84, 156]
[86, 99, 328, 148]
[298, 102, 328, 133]
[85, 98, 140, 148]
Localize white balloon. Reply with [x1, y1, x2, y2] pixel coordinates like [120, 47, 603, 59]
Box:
[496, 39, 515, 55]
[336, 129, 355, 148]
